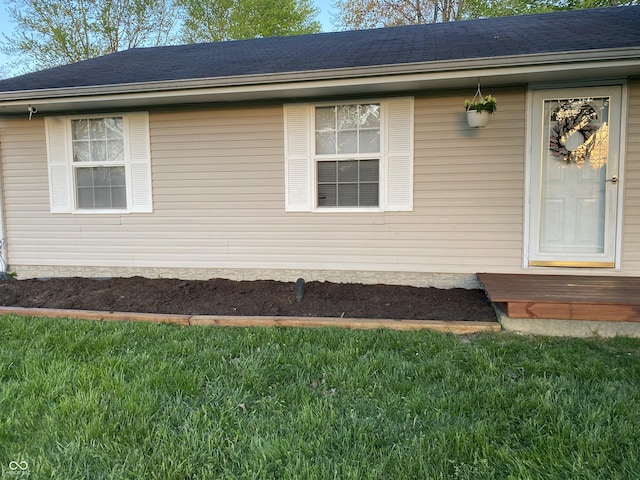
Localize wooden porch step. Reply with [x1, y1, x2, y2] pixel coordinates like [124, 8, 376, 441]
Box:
[477, 273, 640, 322]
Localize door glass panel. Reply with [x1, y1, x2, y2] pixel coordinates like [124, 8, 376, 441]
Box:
[539, 97, 610, 255]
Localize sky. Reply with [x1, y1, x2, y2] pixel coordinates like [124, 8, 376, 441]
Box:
[315, 0, 338, 31]
[0, 0, 338, 78]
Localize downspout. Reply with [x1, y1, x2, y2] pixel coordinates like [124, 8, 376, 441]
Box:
[0, 132, 7, 278]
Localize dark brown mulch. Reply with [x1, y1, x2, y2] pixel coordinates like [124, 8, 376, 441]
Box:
[0, 276, 497, 322]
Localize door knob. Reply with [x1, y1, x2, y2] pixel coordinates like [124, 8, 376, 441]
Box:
[606, 175, 618, 184]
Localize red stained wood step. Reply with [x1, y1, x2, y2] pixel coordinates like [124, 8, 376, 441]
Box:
[477, 273, 640, 322]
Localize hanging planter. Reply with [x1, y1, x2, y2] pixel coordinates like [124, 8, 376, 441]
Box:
[466, 110, 490, 128]
[464, 85, 497, 128]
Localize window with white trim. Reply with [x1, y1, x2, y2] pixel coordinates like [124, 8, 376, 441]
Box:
[45, 112, 152, 214]
[284, 98, 414, 212]
[316, 104, 380, 207]
[72, 117, 126, 209]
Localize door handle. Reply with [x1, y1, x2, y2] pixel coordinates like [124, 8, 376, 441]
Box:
[606, 175, 618, 184]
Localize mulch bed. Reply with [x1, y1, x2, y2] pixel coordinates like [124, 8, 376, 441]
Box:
[0, 276, 497, 322]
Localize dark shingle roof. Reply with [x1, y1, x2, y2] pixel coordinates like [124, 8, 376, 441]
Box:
[0, 6, 639, 93]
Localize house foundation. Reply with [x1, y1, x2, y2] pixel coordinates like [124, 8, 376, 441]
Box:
[10, 265, 481, 290]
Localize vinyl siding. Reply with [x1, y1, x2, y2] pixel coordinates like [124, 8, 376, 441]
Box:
[410, 88, 525, 272]
[622, 79, 640, 268]
[1, 83, 639, 281]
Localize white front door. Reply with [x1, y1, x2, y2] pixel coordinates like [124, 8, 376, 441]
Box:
[528, 86, 622, 267]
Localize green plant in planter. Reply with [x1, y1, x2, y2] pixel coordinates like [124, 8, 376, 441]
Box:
[464, 95, 497, 114]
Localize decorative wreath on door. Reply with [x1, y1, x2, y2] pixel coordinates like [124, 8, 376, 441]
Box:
[549, 100, 599, 165]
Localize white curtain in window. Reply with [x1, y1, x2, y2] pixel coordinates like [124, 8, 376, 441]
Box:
[284, 98, 413, 212]
[45, 112, 152, 213]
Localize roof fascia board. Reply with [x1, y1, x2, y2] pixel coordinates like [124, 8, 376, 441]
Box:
[0, 47, 637, 104]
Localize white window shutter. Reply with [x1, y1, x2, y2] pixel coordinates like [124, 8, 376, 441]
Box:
[45, 116, 72, 213]
[127, 112, 153, 213]
[385, 97, 414, 212]
[284, 104, 312, 212]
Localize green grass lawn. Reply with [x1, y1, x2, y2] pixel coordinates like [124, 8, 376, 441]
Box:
[1, 315, 639, 479]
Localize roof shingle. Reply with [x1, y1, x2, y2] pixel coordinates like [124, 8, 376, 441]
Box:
[0, 6, 639, 93]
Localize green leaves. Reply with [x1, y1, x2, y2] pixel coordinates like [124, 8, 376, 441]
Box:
[177, 0, 321, 43]
[1, 0, 178, 71]
[464, 94, 498, 113]
[1, 0, 320, 73]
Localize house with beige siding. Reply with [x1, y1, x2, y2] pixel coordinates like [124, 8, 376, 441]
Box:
[0, 6, 639, 289]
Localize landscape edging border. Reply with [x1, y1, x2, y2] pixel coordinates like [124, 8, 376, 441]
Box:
[0, 306, 501, 334]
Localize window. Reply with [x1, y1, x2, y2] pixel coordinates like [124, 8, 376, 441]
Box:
[315, 104, 380, 208]
[317, 159, 379, 207]
[284, 98, 413, 212]
[315, 104, 381, 156]
[45, 112, 152, 214]
[72, 118, 126, 209]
